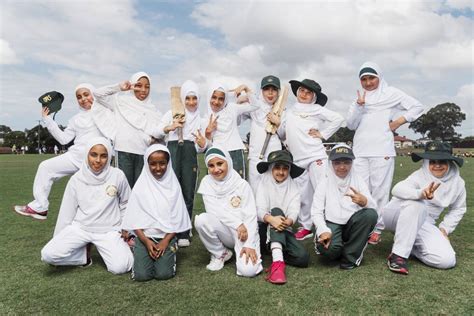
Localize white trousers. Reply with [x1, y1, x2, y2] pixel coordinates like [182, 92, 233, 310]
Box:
[248, 158, 262, 194]
[383, 200, 456, 269]
[41, 225, 134, 274]
[295, 158, 328, 230]
[353, 156, 394, 231]
[194, 213, 263, 277]
[28, 153, 79, 212]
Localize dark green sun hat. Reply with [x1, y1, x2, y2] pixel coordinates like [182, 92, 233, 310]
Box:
[38, 91, 64, 115]
[257, 149, 305, 178]
[412, 141, 463, 167]
[289, 79, 328, 106]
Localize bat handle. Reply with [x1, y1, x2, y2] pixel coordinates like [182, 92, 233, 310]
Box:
[178, 127, 184, 145]
[259, 133, 272, 160]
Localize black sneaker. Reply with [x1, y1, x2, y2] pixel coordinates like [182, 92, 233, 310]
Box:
[339, 260, 357, 270]
[387, 253, 409, 275]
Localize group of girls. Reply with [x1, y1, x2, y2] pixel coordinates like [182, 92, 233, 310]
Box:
[14, 61, 467, 283]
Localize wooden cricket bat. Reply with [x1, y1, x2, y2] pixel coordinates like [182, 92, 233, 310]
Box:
[170, 86, 186, 144]
[259, 86, 288, 159]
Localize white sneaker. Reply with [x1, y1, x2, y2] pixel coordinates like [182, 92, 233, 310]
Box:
[206, 249, 233, 271]
[178, 239, 190, 248]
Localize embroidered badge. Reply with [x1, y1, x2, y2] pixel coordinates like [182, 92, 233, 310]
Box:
[428, 144, 437, 151]
[230, 196, 241, 208]
[42, 95, 52, 103]
[384, 156, 390, 160]
[106, 185, 118, 197]
[316, 159, 323, 166]
[268, 78, 273, 82]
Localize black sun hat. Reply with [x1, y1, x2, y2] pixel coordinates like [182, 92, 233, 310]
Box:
[256, 150, 305, 179]
[289, 79, 328, 106]
[412, 141, 463, 167]
[38, 91, 64, 115]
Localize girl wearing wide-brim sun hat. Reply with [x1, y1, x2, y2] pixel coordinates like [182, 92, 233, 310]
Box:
[346, 61, 425, 245]
[280, 78, 344, 241]
[383, 141, 466, 275]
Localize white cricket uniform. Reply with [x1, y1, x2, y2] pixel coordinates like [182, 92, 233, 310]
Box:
[282, 103, 344, 230]
[41, 139, 133, 274]
[382, 161, 466, 269]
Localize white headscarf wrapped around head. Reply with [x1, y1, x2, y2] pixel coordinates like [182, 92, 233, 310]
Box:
[291, 87, 322, 116]
[252, 85, 280, 127]
[206, 81, 228, 116]
[121, 144, 191, 233]
[74, 83, 96, 130]
[198, 146, 243, 197]
[419, 159, 462, 208]
[76, 137, 114, 186]
[180, 80, 202, 137]
[357, 61, 405, 113]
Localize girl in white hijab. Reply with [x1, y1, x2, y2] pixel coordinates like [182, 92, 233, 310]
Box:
[311, 144, 378, 270]
[15, 83, 113, 221]
[195, 146, 263, 277]
[122, 144, 192, 281]
[346, 62, 425, 244]
[41, 137, 133, 274]
[203, 81, 259, 179]
[383, 141, 466, 275]
[234, 76, 286, 193]
[93, 72, 163, 188]
[155, 80, 208, 248]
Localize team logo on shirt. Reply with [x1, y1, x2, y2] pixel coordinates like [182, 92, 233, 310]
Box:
[316, 159, 323, 166]
[230, 196, 241, 208]
[106, 185, 118, 197]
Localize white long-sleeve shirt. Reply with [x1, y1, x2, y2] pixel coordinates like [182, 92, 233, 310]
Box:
[346, 93, 424, 157]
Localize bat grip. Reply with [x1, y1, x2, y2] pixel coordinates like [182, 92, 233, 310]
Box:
[177, 127, 184, 145]
[259, 133, 272, 160]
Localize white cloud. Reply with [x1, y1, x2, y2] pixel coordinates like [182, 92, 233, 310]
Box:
[445, 0, 474, 10]
[0, 39, 21, 65]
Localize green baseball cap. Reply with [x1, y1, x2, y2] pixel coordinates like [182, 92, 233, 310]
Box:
[257, 149, 305, 178]
[261, 75, 281, 89]
[38, 91, 64, 115]
[412, 141, 463, 167]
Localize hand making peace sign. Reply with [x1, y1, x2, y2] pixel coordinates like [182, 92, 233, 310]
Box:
[421, 182, 441, 200]
[345, 186, 368, 207]
[356, 90, 366, 106]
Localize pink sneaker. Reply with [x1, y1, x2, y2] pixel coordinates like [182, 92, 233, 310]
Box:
[294, 228, 313, 241]
[368, 232, 382, 245]
[266, 261, 287, 284]
[14, 205, 48, 220]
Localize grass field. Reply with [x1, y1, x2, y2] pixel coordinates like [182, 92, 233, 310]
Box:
[0, 154, 473, 314]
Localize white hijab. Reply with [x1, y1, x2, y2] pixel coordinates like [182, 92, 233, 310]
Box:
[74, 83, 96, 130]
[198, 146, 243, 197]
[75, 137, 114, 186]
[418, 160, 463, 208]
[291, 87, 321, 116]
[252, 89, 276, 126]
[358, 61, 405, 113]
[258, 163, 299, 212]
[181, 80, 202, 137]
[117, 71, 161, 135]
[121, 144, 191, 233]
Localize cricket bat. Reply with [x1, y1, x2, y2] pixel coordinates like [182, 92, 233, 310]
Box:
[259, 86, 288, 159]
[170, 86, 186, 145]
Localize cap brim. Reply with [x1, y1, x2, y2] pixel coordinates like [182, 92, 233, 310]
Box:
[261, 82, 280, 89]
[289, 80, 328, 106]
[411, 152, 463, 167]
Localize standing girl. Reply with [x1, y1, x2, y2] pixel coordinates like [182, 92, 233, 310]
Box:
[204, 82, 259, 178]
[122, 144, 192, 281]
[15, 83, 113, 220]
[195, 146, 263, 277]
[93, 72, 163, 188]
[283, 79, 344, 240]
[346, 61, 424, 244]
[157, 80, 207, 247]
[41, 137, 133, 274]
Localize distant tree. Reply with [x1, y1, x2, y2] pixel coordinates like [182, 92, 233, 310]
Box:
[409, 103, 466, 141]
[0, 125, 12, 134]
[26, 124, 65, 153]
[3, 131, 27, 147]
[326, 127, 355, 143]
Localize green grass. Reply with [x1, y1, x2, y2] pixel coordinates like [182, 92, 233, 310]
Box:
[0, 154, 473, 314]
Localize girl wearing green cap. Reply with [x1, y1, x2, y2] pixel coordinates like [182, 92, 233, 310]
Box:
[346, 61, 425, 245]
[383, 142, 466, 275]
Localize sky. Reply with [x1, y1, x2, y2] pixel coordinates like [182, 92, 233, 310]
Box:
[1, 0, 473, 140]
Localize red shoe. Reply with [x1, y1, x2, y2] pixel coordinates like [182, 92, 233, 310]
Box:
[14, 205, 48, 220]
[368, 232, 381, 245]
[266, 261, 287, 284]
[295, 228, 313, 241]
